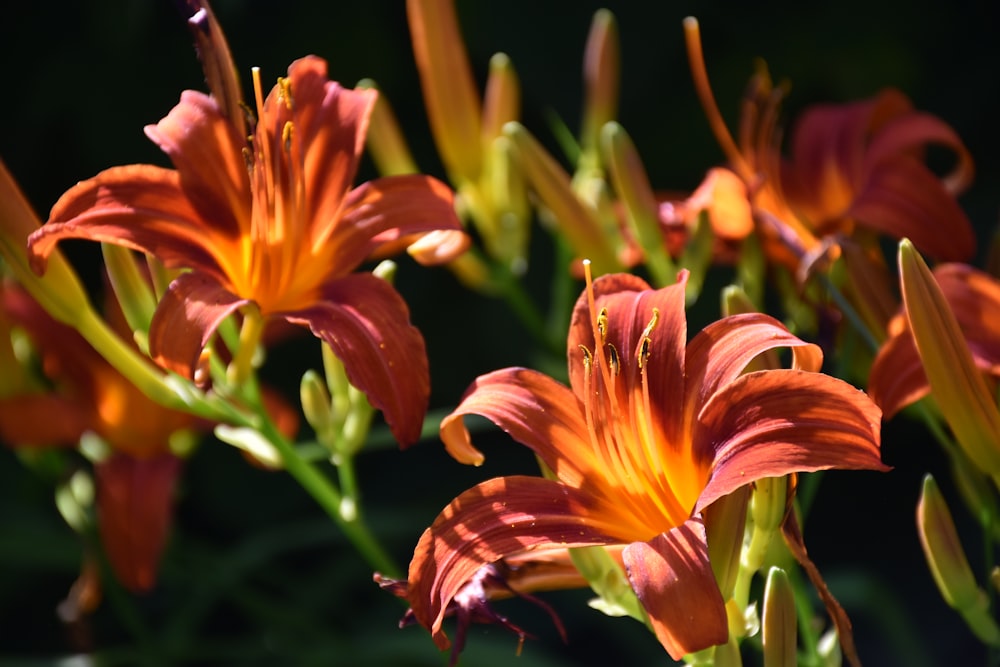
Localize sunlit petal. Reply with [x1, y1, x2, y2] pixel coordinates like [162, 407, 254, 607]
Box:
[406, 475, 614, 649]
[439, 367, 592, 476]
[285, 273, 429, 446]
[623, 517, 728, 659]
[148, 272, 249, 378]
[695, 370, 886, 510]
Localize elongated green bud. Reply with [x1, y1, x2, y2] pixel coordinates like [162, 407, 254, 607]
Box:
[762, 567, 797, 667]
[917, 474, 1000, 645]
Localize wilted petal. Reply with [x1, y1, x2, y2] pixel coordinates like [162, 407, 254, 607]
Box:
[148, 272, 249, 378]
[406, 475, 614, 649]
[285, 273, 429, 446]
[29, 165, 228, 278]
[439, 367, 593, 477]
[622, 517, 728, 659]
[695, 369, 886, 509]
[95, 452, 182, 592]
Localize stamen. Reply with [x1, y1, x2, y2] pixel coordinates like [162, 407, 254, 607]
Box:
[282, 121, 294, 153]
[277, 76, 294, 110]
[606, 343, 619, 375]
[597, 308, 608, 345]
[682, 17, 753, 181]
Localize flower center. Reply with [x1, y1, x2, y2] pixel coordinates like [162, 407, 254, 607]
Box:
[577, 262, 695, 540]
[230, 68, 316, 313]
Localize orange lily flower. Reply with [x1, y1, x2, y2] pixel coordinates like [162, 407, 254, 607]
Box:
[27, 55, 464, 445]
[683, 19, 975, 271]
[0, 283, 197, 592]
[869, 262, 1000, 420]
[406, 266, 886, 659]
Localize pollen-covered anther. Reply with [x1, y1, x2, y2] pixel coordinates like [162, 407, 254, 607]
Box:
[597, 308, 609, 344]
[636, 308, 659, 368]
[606, 343, 619, 375]
[277, 76, 294, 110]
[282, 121, 294, 152]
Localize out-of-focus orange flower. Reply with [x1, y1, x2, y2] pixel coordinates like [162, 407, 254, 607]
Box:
[0, 283, 198, 592]
[404, 266, 885, 660]
[28, 56, 465, 446]
[682, 19, 975, 273]
[869, 242, 1000, 478]
[870, 262, 1000, 419]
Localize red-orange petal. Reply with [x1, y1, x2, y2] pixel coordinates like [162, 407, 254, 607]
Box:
[330, 174, 462, 271]
[29, 165, 227, 279]
[148, 272, 249, 378]
[439, 367, 593, 479]
[406, 475, 614, 649]
[848, 157, 975, 261]
[695, 369, 886, 510]
[623, 517, 728, 659]
[278, 57, 377, 244]
[0, 394, 90, 447]
[284, 273, 429, 447]
[683, 312, 822, 434]
[95, 452, 182, 592]
[144, 90, 249, 235]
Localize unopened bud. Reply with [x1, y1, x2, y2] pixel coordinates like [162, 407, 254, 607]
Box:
[917, 474, 1000, 645]
[762, 566, 797, 667]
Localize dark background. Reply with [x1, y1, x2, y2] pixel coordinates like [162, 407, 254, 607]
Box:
[1, 1, 999, 665]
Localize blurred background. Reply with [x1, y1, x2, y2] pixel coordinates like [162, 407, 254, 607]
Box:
[1, 1, 999, 664]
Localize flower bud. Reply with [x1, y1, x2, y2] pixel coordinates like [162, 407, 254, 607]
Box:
[899, 239, 1000, 477]
[762, 566, 797, 667]
[917, 474, 1000, 645]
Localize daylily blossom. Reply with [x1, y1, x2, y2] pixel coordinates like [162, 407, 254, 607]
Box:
[405, 266, 886, 659]
[683, 18, 975, 274]
[0, 282, 197, 592]
[27, 55, 465, 445]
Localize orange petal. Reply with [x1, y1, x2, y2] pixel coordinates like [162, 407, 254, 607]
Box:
[622, 517, 728, 659]
[95, 453, 182, 593]
[285, 273, 430, 447]
[148, 272, 249, 378]
[695, 369, 886, 510]
[439, 367, 593, 477]
[405, 475, 614, 649]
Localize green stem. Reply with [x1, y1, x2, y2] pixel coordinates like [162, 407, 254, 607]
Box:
[256, 417, 400, 578]
[228, 308, 265, 388]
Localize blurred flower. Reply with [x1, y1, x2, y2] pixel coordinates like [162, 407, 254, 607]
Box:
[870, 242, 1000, 477]
[683, 18, 975, 276]
[405, 266, 885, 660]
[0, 282, 197, 592]
[869, 261, 1000, 419]
[406, 0, 530, 273]
[28, 56, 464, 445]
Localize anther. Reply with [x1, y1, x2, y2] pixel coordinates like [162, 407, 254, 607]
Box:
[638, 337, 651, 369]
[597, 308, 608, 344]
[278, 77, 294, 110]
[606, 343, 620, 375]
[282, 121, 294, 152]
